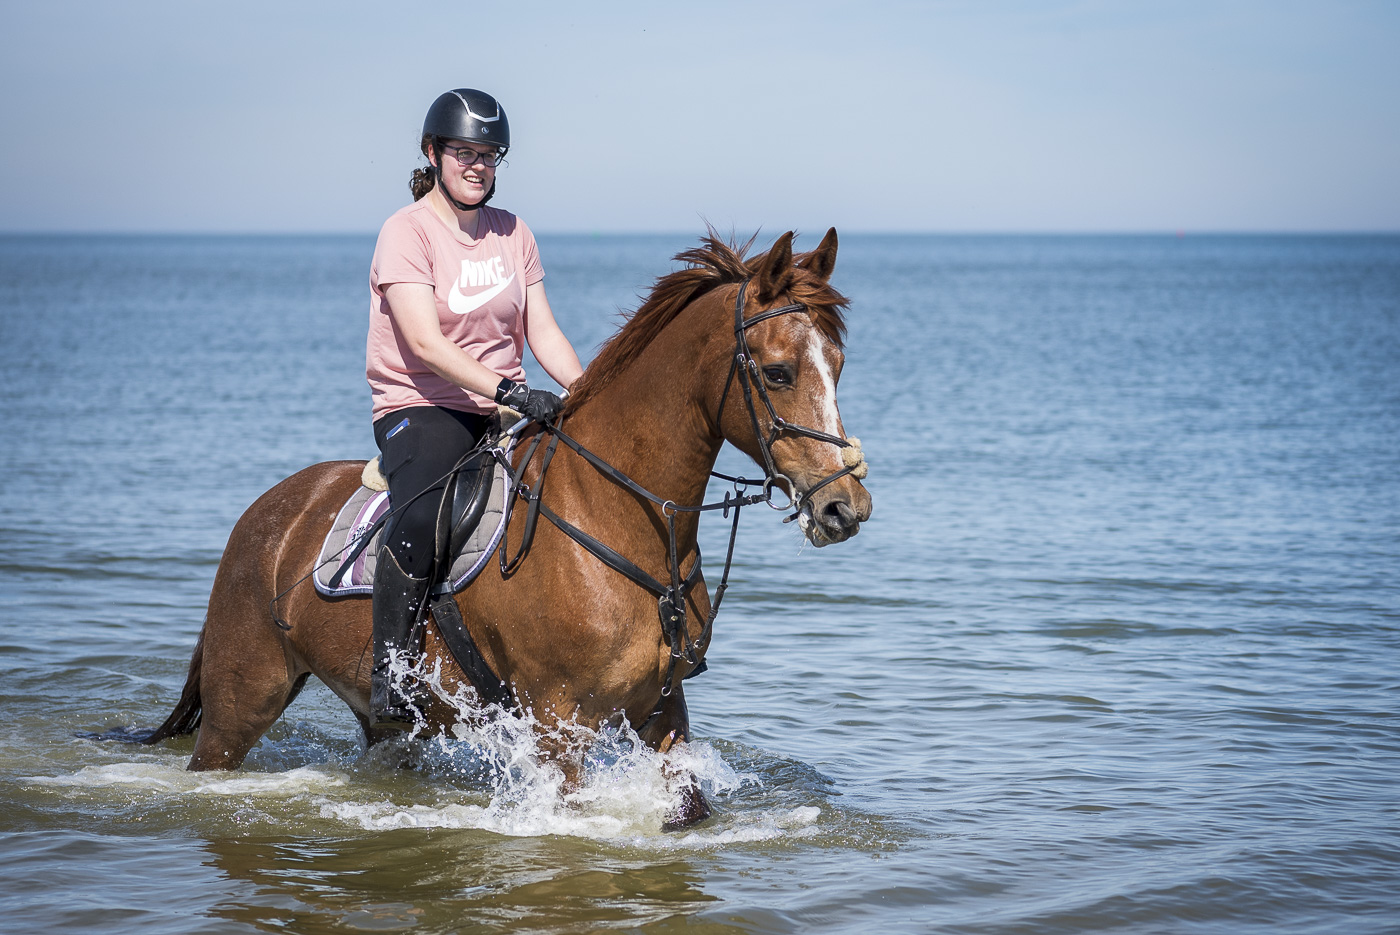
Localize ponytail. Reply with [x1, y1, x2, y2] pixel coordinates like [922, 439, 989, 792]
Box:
[408, 134, 437, 201]
[409, 166, 435, 201]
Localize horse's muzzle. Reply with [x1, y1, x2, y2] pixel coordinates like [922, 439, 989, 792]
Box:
[798, 481, 872, 547]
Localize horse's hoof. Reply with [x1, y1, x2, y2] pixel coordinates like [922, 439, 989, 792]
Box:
[661, 784, 712, 831]
[368, 712, 415, 732]
[368, 695, 424, 732]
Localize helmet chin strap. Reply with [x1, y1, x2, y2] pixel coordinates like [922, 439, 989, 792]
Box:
[433, 160, 495, 212]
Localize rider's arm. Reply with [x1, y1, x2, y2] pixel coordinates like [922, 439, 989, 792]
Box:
[381, 281, 506, 399]
[523, 281, 584, 391]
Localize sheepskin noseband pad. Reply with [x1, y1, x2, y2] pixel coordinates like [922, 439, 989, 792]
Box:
[840, 436, 869, 480]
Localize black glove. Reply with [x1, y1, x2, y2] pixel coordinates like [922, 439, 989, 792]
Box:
[495, 378, 564, 423]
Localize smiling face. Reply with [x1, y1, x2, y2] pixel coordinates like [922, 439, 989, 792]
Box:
[430, 138, 499, 208]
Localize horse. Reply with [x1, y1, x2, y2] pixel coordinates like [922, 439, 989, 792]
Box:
[139, 228, 872, 829]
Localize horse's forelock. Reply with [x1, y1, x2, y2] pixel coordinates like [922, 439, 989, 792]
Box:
[787, 263, 849, 349]
[746, 241, 849, 350]
[564, 233, 847, 412]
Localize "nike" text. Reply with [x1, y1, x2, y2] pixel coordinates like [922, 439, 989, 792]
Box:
[461, 256, 507, 287]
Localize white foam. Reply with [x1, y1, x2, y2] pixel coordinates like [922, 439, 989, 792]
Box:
[666, 805, 823, 847]
[29, 658, 827, 846]
[28, 761, 349, 797]
[317, 796, 821, 848]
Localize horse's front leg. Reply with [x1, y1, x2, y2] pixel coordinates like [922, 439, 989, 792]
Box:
[636, 685, 713, 830]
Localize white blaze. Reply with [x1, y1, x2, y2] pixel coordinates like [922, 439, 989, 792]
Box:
[805, 329, 841, 437]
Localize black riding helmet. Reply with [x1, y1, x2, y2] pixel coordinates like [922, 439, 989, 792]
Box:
[423, 89, 509, 211]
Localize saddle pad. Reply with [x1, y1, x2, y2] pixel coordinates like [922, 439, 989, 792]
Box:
[313, 458, 509, 598]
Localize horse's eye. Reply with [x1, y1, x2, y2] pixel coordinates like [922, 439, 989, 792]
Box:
[763, 366, 791, 386]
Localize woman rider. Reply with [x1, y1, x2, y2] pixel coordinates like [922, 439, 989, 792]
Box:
[366, 88, 584, 728]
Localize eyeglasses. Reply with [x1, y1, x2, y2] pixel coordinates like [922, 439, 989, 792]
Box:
[442, 144, 506, 168]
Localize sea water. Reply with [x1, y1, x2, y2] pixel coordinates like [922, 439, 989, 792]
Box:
[1, 232, 1397, 933]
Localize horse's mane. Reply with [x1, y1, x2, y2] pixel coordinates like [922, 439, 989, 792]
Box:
[565, 233, 848, 412]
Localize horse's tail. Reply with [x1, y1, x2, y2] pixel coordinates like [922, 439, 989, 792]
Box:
[138, 628, 205, 744]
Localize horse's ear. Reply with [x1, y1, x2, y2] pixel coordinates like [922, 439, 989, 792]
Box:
[796, 227, 838, 282]
[756, 231, 795, 303]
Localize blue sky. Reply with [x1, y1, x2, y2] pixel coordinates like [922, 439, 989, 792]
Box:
[3, 0, 1396, 233]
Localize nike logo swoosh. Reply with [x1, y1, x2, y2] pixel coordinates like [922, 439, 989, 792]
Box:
[449, 272, 516, 315]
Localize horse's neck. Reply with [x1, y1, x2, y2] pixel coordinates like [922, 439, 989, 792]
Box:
[563, 355, 720, 511]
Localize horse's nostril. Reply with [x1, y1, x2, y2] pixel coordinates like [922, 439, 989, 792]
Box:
[823, 500, 859, 532]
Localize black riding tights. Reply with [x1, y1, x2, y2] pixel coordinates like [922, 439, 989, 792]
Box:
[373, 406, 492, 578]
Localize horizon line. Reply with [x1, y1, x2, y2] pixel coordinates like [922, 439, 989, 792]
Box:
[3, 228, 1399, 238]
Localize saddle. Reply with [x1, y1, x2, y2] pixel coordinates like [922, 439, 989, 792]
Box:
[312, 448, 508, 599]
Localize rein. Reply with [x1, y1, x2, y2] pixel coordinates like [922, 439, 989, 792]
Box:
[491, 421, 764, 717]
[494, 278, 858, 729]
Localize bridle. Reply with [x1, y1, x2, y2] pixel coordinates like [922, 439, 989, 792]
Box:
[717, 278, 861, 521]
[489, 277, 862, 729]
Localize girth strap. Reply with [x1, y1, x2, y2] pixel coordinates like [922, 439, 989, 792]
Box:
[429, 595, 514, 708]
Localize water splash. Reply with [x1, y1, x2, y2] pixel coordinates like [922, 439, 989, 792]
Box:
[344, 652, 757, 840]
[23, 654, 830, 846]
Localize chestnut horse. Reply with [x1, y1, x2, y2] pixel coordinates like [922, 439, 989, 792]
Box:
[141, 229, 872, 827]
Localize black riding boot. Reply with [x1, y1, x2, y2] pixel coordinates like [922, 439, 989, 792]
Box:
[370, 546, 430, 730]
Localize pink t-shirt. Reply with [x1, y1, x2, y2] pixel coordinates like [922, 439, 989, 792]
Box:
[367, 200, 545, 420]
